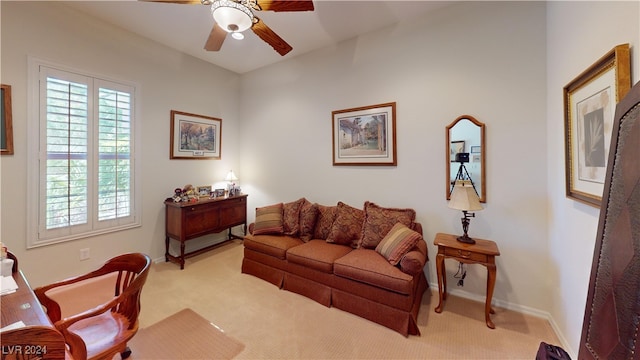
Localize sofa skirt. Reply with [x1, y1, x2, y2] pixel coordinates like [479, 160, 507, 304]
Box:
[283, 272, 332, 307]
[241, 257, 285, 288]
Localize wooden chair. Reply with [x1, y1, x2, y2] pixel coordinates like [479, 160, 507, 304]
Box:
[34, 253, 152, 360]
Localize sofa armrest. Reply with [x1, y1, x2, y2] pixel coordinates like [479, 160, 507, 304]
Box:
[248, 222, 255, 235]
[399, 239, 428, 276]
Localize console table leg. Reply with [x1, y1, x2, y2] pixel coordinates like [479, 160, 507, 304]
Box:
[180, 242, 186, 270]
[165, 236, 170, 262]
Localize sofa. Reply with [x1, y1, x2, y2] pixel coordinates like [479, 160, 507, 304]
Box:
[241, 198, 429, 336]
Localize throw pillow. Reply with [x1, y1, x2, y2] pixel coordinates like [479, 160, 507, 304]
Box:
[326, 202, 364, 247]
[360, 201, 416, 249]
[283, 198, 305, 236]
[253, 203, 284, 235]
[299, 199, 319, 242]
[376, 223, 422, 265]
[313, 204, 337, 240]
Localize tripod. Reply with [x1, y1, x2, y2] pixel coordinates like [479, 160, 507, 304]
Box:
[450, 162, 478, 197]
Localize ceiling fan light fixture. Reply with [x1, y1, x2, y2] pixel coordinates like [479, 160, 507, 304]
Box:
[211, 0, 254, 33]
[231, 32, 244, 40]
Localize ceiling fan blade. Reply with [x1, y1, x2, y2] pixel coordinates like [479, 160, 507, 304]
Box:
[139, 0, 203, 4]
[204, 23, 227, 51]
[255, 0, 314, 12]
[252, 17, 293, 56]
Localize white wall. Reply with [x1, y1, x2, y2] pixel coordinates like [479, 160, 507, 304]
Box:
[0, 2, 242, 286]
[239, 1, 550, 314]
[546, 1, 639, 357]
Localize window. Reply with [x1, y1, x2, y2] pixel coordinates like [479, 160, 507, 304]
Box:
[27, 59, 141, 247]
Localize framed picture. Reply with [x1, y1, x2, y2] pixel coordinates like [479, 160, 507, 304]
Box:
[564, 44, 631, 207]
[1, 84, 14, 155]
[170, 110, 221, 159]
[472, 154, 481, 163]
[449, 140, 465, 162]
[196, 185, 212, 197]
[332, 102, 397, 166]
[470, 146, 481, 154]
[213, 188, 225, 197]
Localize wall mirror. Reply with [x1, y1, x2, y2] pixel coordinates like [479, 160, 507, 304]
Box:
[446, 115, 486, 203]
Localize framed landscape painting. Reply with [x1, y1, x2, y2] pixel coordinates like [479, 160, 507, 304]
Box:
[170, 110, 221, 160]
[332, 102, 396, 166]
[564, 44, 631, 207]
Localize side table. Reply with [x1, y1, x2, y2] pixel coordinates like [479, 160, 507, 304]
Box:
[433, 232, 500, 328]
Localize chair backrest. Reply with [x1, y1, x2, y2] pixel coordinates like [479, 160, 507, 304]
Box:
[0, 325, 67, 359]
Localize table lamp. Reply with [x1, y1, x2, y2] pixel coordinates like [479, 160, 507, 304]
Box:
[225, 170, 238, 195]
[448, 179, 483, 244]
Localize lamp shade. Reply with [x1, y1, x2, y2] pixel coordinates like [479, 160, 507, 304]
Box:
[225, 170, 238, 182]
[448, 180, 483, 211]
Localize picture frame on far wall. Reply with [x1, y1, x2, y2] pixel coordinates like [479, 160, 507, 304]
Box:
[170, 110, 221, 160]
[332, 102, 397, 166]
[564, 43, 631, 207]
[450, 140, 465, 162]
[1, 84, 14, 155]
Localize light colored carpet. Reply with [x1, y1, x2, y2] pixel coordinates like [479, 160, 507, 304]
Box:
[139, 240, 561, 359]
[127, 308, 245, 360]
[46, 240, 561, 359]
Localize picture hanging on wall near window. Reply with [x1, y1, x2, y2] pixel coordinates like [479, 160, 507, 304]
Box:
[170, 110, 221, 160]
[1, 84, 14, 155]
[564, 43, 631, 207]
[449, 140, 465, 162]
[332, 102, 397, 166]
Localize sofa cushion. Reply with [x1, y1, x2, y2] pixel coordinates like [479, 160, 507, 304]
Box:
[244, 233, 304, 259]
[326, 202, 364, 248]
[299, 199, 318, 242]
[313, 204, 337, 240]
[334, 249, 414, 295]
[286, 240, 352, 274]
[360, 202, 416, 249]
[375, 223, 422, 265]
[253, 203, 284, 235]
[283, 198, 305, 236]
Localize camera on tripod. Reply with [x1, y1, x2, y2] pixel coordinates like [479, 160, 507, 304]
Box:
[455, 152, 470, 163]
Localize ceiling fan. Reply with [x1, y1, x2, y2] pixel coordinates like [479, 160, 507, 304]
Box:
[144, 0, 315, 56]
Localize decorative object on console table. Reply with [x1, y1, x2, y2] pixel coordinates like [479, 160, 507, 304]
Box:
[170, 110, 222, 160]
[225, 170, 239, 196]
[196, 185, 212, 198]
[564, 43, 631, 207]
[165, 194, 247, 269]
[332, 102, 397, 166]
[433, 232, 500, 329]
[448, 180, 483, 244]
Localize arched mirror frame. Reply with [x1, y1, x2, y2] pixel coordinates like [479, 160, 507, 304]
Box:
[446, 115, 486, 203]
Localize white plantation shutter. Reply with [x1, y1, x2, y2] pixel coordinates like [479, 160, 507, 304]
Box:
[29, 61, 140, 247]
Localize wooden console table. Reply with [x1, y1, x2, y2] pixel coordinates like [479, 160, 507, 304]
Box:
[433, 232, 500, 329]
[165, 194, 247, 269]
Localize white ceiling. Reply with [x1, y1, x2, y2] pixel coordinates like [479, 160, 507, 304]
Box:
[62, 0, 455, 74]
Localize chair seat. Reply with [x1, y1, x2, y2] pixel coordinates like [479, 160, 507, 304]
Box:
[69, 311, 136, 359]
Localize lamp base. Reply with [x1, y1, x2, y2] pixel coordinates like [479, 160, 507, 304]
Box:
[457, 234, 476, 244]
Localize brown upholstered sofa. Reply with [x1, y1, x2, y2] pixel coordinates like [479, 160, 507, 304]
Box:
[241, 198, 429, 336]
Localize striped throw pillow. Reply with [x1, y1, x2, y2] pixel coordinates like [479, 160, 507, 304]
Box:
[253, 203, 284, 235]
[375, 222, 422, 265]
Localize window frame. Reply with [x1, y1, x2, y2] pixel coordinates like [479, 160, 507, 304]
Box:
[27, 58, 142, 248]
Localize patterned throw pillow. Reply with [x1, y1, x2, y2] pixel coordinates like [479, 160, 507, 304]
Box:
[376, 222, 422, 265]
[360, 201, 416, 249]
[313, 204, 338, 240]
[326, 202, 364, 247]
[253, 203, 284, 235]
[299, 199, 319, 242]
[283, 198, 305, 236]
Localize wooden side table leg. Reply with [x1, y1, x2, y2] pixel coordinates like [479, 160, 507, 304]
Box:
[435, 253, 446, 313]
[485, 262, 497, 329]
[180, 241, 186, 270]
[165, 236, 170, 262]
